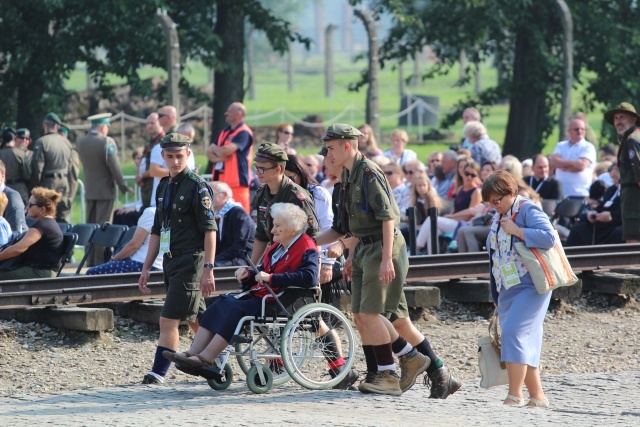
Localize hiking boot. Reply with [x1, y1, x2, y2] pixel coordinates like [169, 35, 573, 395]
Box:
[330, 368, 359, 391]
[357, 371, 378, 394]
[141, 373, 163, 384]
[424, 366, 462, 399]
[358, 370, 402, 396]
[399, 349, 430, 392]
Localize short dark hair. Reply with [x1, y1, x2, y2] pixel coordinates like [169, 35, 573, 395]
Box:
[481, 170, 518, 202]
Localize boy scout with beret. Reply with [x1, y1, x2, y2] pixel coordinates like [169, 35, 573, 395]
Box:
[138, 133, 217, 384]
[316, 124, 461, 398]
[249, 142, 318, 264]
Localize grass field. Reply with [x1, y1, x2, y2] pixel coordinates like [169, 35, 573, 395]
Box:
[64, 52, 609, 223]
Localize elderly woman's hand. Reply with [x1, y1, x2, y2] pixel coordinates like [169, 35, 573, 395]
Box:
[499, 216, 524, 240]
[255, 271, 271, 283]
[235, 267, 249, 283]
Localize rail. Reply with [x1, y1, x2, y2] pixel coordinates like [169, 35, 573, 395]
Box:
[0, 245, 638, 309]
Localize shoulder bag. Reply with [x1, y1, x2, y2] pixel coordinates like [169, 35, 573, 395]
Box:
[478, 312, 508, 389]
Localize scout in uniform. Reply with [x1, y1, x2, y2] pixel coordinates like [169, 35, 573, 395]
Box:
[604, 102, 640, 242]
[138, 133, 217, 384]
[29, 112, 74, 222]
[0, 127, 31, 204]
[249, 142, 318, 265]
[76, 113, 132, 266]
[316, 124, 461, 398]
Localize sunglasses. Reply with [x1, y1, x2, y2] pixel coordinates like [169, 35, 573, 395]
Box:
[158, 113, 168, 118]
[27, 202, 39, 208]
[403, 169, 415, 175]
[464, 172, 477, 178]
[280, 130, 294, 135]
[383, 171, 394, 176]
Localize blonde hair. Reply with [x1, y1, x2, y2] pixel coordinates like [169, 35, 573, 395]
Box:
[411, 174, 441, 211]
[0, 192, 7, 217]
[390, 128, 409, 144]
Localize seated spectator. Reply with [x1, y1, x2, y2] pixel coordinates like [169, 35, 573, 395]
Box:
[401, 174, 441, 245]
[383, 162, 411, 216]
[0, 187, 63, 279]
[165, 203, 318, 370]
[521, 158, 533, 178]
[599, 143, 617, 163]
[447, 154, 472, 198]
[0, 160, 27, 233]
[113, 147, 145, 227]
[0, 192, 12, 246]
[383, 129, 417, 166]
[463, 121, 502, 166]
[480, 160, 498, 182]
[275, 123, 297, 155]
[211, 181, 255, 267]
[433, 150, 458, 199]
[595, 160, 614, 187]
[566, 165, 622, 246]
[357, 123, 383, 158]
[523, 154, 563, 200]
[86, 207, 162, 274]
[370, 155, 391, 168]
[427, 151, 443, 178]
[303, 154, 324, 183]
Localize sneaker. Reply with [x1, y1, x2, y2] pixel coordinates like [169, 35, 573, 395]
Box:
[357, 371, 378, 394]
[424, 366, 462, 399]
[141, 373, 163, 384]
[330, 368, 359, 390]
[358, 370, 402, 396]
[399, 349, 430, 392]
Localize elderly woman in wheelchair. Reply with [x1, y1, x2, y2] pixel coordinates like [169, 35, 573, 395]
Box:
[164, 203, 356, 392]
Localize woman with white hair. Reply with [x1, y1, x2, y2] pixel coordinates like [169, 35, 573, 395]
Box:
[166, 203, 319, 370]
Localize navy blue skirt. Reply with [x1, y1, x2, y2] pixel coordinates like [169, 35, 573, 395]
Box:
[199, 295, 263, 342]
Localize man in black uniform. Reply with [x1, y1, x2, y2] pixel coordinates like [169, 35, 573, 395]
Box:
[250, 142, 318, 265]
[138, 133, 217, 384]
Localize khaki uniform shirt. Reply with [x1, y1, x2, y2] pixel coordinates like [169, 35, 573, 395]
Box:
[254, 176, 318, 244]
[76, 132, 128, 200]
[333, 152, 400, 237]
[30, 132, 72, 194]
[0, 146, 30, 203]
[618, 127, 640, 186]
[151, 167, 217, 251]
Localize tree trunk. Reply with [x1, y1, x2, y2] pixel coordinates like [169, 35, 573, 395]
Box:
[474, 62, 481, 94]
[411, 56, 420, 88]
[324, 24, 337, 97]
[503, 31, 547, 159]
[343, 3, 353, 54]
[315, 1, 324, 53]
[155, 11, 181, 113]
[211, 0, 245, 146]
[288, 40, 294, 92]
[16, 80, 46, 141]
[354, 9, 380, 143]
[246, 26, 256, 100]
[459, 49, 467, 81]
[398, 62, 405, 96]
[556, 0, 573, 143]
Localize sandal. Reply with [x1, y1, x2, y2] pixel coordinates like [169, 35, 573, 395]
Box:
[504, 395, 524, 406]
[174, 353, 214, 368]
[162, 350, 192, 363]
[526, 397, 550, 408]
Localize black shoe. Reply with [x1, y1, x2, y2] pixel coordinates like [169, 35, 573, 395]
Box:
[330, 368, 359, 390]
[424, 366, 462, 399]
[142, 373, 162, 384]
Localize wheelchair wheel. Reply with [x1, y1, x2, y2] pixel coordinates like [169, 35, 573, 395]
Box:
[281, 303, 356, 390]
[234, 324, 292, 386]
[206, 363, 234, 391]
[247, 365, 273, 394]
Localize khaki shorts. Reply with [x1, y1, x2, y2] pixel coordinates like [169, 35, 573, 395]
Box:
[350, 232, 409, 316]
[161, 252, 206, 322]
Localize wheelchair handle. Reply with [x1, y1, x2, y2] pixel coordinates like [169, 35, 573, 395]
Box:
[243, 250, 292, 317]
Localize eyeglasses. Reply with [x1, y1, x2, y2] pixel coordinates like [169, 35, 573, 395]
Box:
[383, 171, 394, 176]
[429, 159, 440, 163]
[253, 165, 278, 174]
[571, 128, 585, 132]
[403, 169, 414, 175]
[157, 113, 167, 118]
[464, 172, 477, 178]
[280, 130, 294, 135]
[305, 163, 314, 168]
[488, 196, 504, 206]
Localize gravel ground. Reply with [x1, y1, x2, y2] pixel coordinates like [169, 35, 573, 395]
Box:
[0, 291, 638, 397]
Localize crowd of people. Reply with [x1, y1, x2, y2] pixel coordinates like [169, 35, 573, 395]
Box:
[1, 98, 639, 408]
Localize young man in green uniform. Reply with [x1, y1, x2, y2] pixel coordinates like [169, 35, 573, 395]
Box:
[138, 133, 217, 384]
[317, 124, 461, 397]
[604, 102, 640, 242]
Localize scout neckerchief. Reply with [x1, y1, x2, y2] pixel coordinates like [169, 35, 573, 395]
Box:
[489, 196, 529, 291]
[215, 197, 242, 239]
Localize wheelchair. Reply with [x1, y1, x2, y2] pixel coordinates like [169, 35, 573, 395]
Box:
[177, 286, 357, 394]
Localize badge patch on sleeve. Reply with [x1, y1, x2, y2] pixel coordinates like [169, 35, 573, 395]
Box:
[630, 149, 635, 159]
[201, 195, 212, 209]
[296, 191, 306, 201]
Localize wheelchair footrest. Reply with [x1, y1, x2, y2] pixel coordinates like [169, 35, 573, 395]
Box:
[175, 362, 223, 380]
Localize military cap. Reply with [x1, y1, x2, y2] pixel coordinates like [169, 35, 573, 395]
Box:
[88, 112, 112, 126]
[160, 132, 192, 151]
[321, 123, 363, 141]
[44, 112, 62, 125]
[16, 128, 30, 138]
[317, 146, 328, 156]
[604, 102, 640, 125]
[253, 142, 288, 163]
[58, 124, 69, 136]
[1, 127, 16, 143]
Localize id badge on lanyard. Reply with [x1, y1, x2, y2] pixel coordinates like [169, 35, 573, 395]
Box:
[160, 228, 171, 257]
[500, 261, 521, 289]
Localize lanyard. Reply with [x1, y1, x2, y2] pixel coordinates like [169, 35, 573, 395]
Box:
[529, 176, 546, 193]
[163, 178, 174, 228]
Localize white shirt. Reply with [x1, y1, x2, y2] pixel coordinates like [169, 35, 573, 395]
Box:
[130, 207, 163, 270]
[392, 182, 412, 215]
[149, 144, 196, 207]
[552, 139, 596, 197]
[383, 149, 417, 166]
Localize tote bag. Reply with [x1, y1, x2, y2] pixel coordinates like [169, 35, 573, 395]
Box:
[478, 314, 508, 389]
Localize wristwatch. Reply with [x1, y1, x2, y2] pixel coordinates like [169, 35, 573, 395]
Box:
[203, 262, 214, 269]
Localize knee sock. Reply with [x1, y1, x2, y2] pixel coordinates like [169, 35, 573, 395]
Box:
[415, 338, 442, 374]
[362, 345, 378, 374]
[151, 346, 174, 378]
[316, 331, 345, 372]
[373, 343, 396, 372]
[391, 336, 412, 357]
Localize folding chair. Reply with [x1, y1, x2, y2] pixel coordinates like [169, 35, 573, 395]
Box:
[57, 222, 72, 233]
[75, 223, 128, 274]
[114, 225, 137, 255]
[541, 199, 558, 219]
[69, 223, 99, 246]
[56, 232, 79, 277]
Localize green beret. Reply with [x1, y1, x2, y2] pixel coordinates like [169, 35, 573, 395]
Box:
[160, 132, 192, 151]
[321, 123, 363, 141]
[87, 113, 112, 126]
[58, 125, 69, 136]
[16, 128, 30, 138]
[253, 142, 288, 163]
[44, 112, 62, 125]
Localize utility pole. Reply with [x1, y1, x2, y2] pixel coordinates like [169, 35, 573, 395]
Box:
[354, 9, 380, 143]
[325, 24, 337, 97]
[156, 9, 181, 112]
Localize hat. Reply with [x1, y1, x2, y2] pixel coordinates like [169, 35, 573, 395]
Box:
[321, 123, 363, 141]
[58, 124, 69, 136]
[16, 128, 30, 138]
[160, 132, 191, 151]
[253, 142, 288, 163]
[317, 146, 328, 156]
[2, 127, 16, 143]
[604, 102, 640, 125]
[87, 113, 112, 126]
[44, 112, 62, 125]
